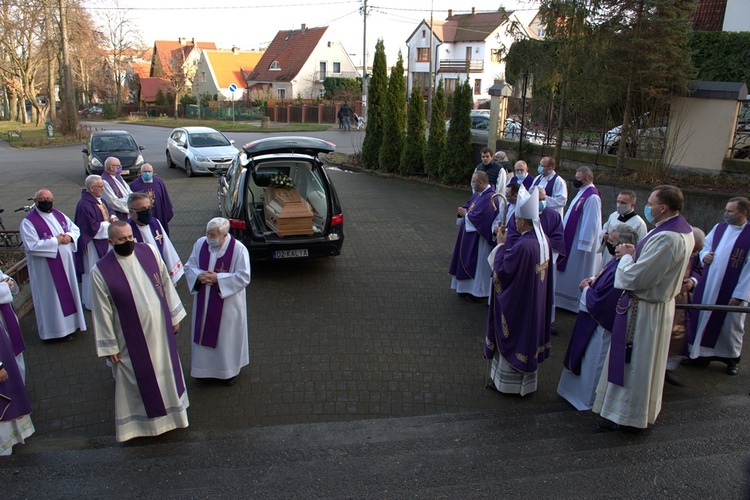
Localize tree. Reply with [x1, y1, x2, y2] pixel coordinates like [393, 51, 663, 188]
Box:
[400, 82, 426, 176]
[98, 2, 141, 114]
[361, 39, 387, 169]
[323, 77, 361, 101]
[379, 51, 406, 172]
[689, 31, 750, 85]
[440, 79, 473, 185]
[424, 79, 446, 179]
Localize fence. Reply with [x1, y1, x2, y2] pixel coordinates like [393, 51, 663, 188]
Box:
[185, 105, 266, 121]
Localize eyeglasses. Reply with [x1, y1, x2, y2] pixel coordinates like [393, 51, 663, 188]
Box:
[91, 184, 105, 188]
[132, 206, 151, 212]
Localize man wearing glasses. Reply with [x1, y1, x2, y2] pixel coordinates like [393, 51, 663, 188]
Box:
[101, 157, 132, 219]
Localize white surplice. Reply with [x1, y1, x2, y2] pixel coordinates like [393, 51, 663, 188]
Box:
[593, 220, 693, 428]
[81, 213, 110, 311]
[20, 209, 86, 340]
[0, 270, 25, 381]
[531, 172, 568, 216]
[555, 185, 602, 312]
[689, 222, 750, 359]
[132, 219, 184, 284]
[90, 244, 189, 442]
[185, 236, 251, 380]
[599, 210, 648, 271]
[101, 175, 132, 215]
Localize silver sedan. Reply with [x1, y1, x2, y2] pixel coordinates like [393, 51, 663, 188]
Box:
[165, 126, 239, 177]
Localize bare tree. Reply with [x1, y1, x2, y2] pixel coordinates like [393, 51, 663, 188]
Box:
[96, 1, 141, 113]
[165, 47, 198, 118]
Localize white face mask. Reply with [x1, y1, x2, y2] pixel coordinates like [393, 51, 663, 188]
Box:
[616, 204, 631, 216]
[207, 237, 222, 248]
[516, 172, 527, 180]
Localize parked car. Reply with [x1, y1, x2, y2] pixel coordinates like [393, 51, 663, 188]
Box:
[731, 101, 750, 159]
[446, 110, 547, 145]
[166, 126, 238, 177]
[81, 130, 145, 178]
[603, 113, 668, 157]
[78, 106, 103, 117]
[216, 136, 344, 261]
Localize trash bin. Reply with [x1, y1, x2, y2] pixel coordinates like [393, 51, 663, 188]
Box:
[45, 120, 54, 139]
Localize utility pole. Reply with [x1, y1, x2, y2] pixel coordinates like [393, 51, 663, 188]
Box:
[361, 0, 368, 122]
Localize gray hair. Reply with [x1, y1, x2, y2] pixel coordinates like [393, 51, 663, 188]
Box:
[33, 188, 51, 200]
[104, 157, 119, 170]
[206, 217, 230, 235]
[612, 224, 639, 246]
[140, 163, 154, 173]
[494, 151, 507, 161]
[85, 175, 102, 189]
[576, 166, 594, 181]
[127, 191, 150, 209]
[692, 226, 706, 253]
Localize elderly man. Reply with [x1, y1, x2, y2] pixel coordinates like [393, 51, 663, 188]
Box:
[599, 190, 648, 271]
[101, 157, 132, 219]
[484, 186, 552, 396]
[185, 218, 250, 386]
[20, 189, 86, 341]
[556, 167, 602, 312]
[74, 175, 115, 310]
[687, 197, 750, 375]
[129, 164, 175, 235]
[0, 321, 34, 455]
[531, 156, 567, 216]
[493, 151, 509, 170]
[90, 221, 188, 442]
[450, 171, 498, 301]
[558, 225, 638, 410]
[593, 185, 693, 432]
[126, 192, 183, 284]
[507, 160, 533, 190]
[0, 270, 25, 381]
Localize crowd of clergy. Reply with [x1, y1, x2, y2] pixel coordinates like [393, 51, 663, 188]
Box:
[450, 151, 750, 432]
[1, 159, 251, 453]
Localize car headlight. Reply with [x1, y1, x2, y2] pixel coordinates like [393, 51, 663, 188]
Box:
[135, 155, 144, 166]
[91, 157, 103, 167]
[195, 155, 209, 163]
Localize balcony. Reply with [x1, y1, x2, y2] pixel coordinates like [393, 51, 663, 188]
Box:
[438, 59, 484, 73]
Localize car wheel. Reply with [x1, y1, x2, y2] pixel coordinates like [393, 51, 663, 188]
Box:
[607, 143, 619, 155]
[734, 147, 750, 160]
[185, 158, 194, 177]
[166, 150, 175, 168]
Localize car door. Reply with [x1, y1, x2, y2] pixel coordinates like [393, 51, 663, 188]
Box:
[471, 115, 490, 143]
[171, 130, 188, 168]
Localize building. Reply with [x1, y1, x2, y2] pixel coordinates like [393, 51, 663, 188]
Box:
[193, 48, 264, 101]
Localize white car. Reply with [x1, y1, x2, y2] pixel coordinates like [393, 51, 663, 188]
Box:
[166, 126, 238, 177]
[603, 113, 667, 156]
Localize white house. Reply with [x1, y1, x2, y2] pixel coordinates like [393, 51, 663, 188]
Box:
[193, 48, 264, 101]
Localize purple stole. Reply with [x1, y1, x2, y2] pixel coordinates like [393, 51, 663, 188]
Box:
[193, 236, 236, 348]
[608, 214, 692, 386]
[0, 303, 24, 356]
[562, 258, 620, 374]
[689, 222, 750, 348]
[74, 191, 111, 278]
[102, 171, 123, 197]
[508, 174, 533, 190]
[531, 172, 559, 197]
[97, 244, 185, 418]
[128, 218, 165, 256]
[0, 322, 31, 421]
[448, 187, 497, 280]
[557, 186, 600, 272]
[25, 209, 78, 317]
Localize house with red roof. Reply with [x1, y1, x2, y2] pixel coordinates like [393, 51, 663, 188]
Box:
[692, 0, 750, 31]
[149, 38, 216, 96]
[193, 48, 265, 101]
[246, 25, 359, 100]
[139, 77, 170, 107]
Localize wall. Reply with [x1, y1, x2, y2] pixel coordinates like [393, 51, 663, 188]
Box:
[723, 0, 750, 32]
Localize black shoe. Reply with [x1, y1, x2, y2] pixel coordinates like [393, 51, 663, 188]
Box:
[681, 357, 710, 368]
[63, 333, 75, 342]
[665, 371, 684, 387]
[550, 327, 559, 336]
[727, 363, 739, 376]
[224, 376, 237, 386]
[463, 294, 483, 303]
[596, 422, 621, 433]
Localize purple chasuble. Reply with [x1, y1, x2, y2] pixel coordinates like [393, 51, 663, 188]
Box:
[0, 303, 25, 356]
[193, 236, 237, 349]
[557, 186, 600, 272]
[74, 190, 111, 278]
[0, 322, 31, 421]
[531, 172, 559, 197]
[25, 209, 77, 317]
[689, 222, 750, 348]
[128, 218, 165, 256]
[504, 214, 521, 251]
[484, 231, 553, 372]
[448, 187, 497, 280]
[130, 177, 174, 235]
[562, 258, 620, 374]
[539, 207, 566, 256]
[608, 214, 693, 386]
[97, 244, 185, 418]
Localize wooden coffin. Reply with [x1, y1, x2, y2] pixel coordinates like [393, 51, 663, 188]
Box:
[263, 187, 314, 237]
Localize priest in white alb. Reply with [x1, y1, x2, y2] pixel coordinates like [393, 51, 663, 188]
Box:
[90, 221, 189, 442]
[185, 217, 251, 386]
[20, 189, 87, 341]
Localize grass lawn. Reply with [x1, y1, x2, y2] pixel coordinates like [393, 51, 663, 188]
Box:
[0, 121, 83, 148]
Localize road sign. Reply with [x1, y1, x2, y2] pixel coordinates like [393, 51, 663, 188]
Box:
[229, 83, 238, 93]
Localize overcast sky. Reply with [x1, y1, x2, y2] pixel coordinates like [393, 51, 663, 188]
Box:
[85, 0, 538, 66]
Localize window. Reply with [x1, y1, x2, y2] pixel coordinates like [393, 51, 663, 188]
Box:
[319, 61, 327, 80]
[444, 78, 457, 94]
[417, 48, 430, 62]
[422, 29, 426, 38]
[201, 72, 206, 83]
[333, 62, 341, 74]
[490, 49, 502, 63]
[474, 79, 481, 95]
[412, 72, 431, 91]
[269, 61, 281, 71]
[277, 88, 286, 99]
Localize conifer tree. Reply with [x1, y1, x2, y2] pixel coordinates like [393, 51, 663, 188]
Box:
[424, 79, 446, 179]
[379, 51, 406, 172]
[439, 79, 473, 185]
[361, 39, 387, 169]
[399, 83, 426, 176]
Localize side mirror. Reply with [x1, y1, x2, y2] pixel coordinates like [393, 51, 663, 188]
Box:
[139, 145, 145, 150]
[229, 139, 236, 145]
[82, 149, 89, 154]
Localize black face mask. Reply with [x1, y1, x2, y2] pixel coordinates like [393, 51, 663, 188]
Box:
[572, 179, 584, 189]
[135, 208, 153, 225]
[605, 241, 617, 256]
[37, 200, 54, 213]
[113, 240, 135, 256]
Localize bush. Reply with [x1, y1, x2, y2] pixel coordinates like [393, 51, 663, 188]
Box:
[101, 102, 118, 119]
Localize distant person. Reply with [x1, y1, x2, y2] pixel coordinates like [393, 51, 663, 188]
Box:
[101, 157, 132, 219]
[185, 218, 251, 386]
[90, 221, 189, 442]
[337, 106, 344, 129]
[126, 192, 183, 284]
[599, 190, 647, 271]
[340, 102, 354, 130]
[530, 156, 567, 216]
[20, 189, 86, 341]
[129, 164, 175, 235]
[493, 151, 509, 170]
[474, 147, 502, 189]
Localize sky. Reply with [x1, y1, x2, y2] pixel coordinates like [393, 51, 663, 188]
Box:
[84, 0, 539, 66]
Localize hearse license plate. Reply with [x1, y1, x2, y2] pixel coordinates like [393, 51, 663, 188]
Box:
[121, 169, 130, 176]
[273, 249, 308, 259]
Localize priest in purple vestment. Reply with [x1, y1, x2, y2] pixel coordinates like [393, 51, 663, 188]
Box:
[0, 321, 34, 455]
[484, 186, 553, 396]
[129, 164, 175, 235]
[507, 160, 534, 191]
[449, 171, 498, 301]
[101, 157, 132, 220]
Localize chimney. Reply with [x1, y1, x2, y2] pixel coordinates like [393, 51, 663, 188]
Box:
[471, 7, 475, 15]
[232, 46, 240, 55]
[191, 38, 195, 45]
[178, 37, 186, 46]
[301, 24, 307, 32]
[448, 9, 452, 17]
